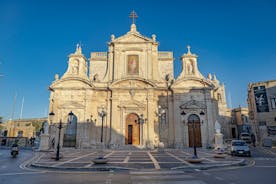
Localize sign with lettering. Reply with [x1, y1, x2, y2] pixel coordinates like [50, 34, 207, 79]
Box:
[253, 86, 269, 112]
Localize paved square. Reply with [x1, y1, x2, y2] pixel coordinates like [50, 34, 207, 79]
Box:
[31, 148, 244, 171]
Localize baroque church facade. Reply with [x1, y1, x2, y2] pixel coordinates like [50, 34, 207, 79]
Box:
[48, 22, 228, 149]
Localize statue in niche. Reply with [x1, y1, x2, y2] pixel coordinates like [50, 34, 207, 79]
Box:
[187, 61, 194, 75]
[71, 61, 79, 74]
[54, 74, 59, 81]
[127, 55, 139, 75]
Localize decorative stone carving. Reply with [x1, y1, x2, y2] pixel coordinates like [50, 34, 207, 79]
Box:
[55, 74, 59, 81]
[180, 100, 206, 110]
[111, 34, 115, 41]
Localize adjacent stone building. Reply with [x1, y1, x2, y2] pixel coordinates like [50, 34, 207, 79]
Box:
[248, 80, 276, 145]
[48, 22, 228, 149]
[1, 118, 46, 138]
[230, 107, 250, 139]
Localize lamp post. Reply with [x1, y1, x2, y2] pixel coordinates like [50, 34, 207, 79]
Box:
[138, 114, 145, 145]
[92, 107, 109, 164]
[98, 107, 106, 144]
[181, 110, 205, 159]
[157, 106, 166, 140]
[49, 111, 74, 161]
[191, 119, 198, 158]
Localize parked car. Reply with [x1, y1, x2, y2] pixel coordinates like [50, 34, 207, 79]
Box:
[240, 132, 251, 144]
[230, 140, 251, 157]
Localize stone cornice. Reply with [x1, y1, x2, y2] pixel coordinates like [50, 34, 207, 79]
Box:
[172, 77, 214, 89]
[179, 100, 207, 109]
[49, 77, 93, 90]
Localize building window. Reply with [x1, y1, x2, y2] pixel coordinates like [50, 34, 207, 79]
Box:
[267, 126, 276, 136]
[17, 131, 23, 137]
[259, 121, 266, 126]
[127, 55, 139, 75]
[271, 98, 276, 109]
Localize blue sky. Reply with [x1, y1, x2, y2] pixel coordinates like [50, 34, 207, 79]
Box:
[0, 0, 275, 120]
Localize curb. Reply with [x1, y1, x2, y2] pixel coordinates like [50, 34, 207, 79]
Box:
[171, 159, 246, 170]
[30, 163, 136, 172]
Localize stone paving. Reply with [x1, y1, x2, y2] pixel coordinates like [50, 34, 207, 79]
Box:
[30, 148, 245, 171]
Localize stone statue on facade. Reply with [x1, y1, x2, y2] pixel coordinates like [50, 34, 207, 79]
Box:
[214, 120, 224, 152]
[39, 121, 50, 151]
[42, 121, 49, 135]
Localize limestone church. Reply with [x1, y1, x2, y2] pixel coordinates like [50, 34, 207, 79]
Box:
[48, 20, 228, 149]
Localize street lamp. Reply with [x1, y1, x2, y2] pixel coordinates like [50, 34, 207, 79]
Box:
[157, 106, 166, 140]
[158, 106, 166, 123]
[49, 111, 74, 161]
[98, 107, 106, 143]
[92, 107, 109, 164]
[138, 114, 145, 145]
[139, 114, 145, 124]
[49, 111, 55, 124]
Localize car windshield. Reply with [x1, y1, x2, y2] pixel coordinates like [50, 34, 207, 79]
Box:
[232, 141, 246, 146]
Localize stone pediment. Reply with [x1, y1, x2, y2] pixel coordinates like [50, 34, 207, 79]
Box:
[172, 78, 213, 89]
[113, 33, 153, 43]
[110, 78, 156, 89]
[179, 100, 206, 109]
[118, 100, 145, 110]
[50, 77, 92, 89]
[58, 101, 85, 109]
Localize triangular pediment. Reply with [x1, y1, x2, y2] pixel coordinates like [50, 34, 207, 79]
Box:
[180, 100, 206, 109]
[172, 78, 214, 89]
[50, 77, 92, 89]
[113, 32, 153, 43]
[118, 100, 145, 110]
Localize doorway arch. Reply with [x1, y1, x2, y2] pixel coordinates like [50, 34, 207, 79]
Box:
[188, 114, 202, 147]
[63, 114, 77, 147]
[125, 113, 140, 145]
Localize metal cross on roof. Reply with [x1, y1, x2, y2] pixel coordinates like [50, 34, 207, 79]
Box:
[129, 10, 138, 24]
